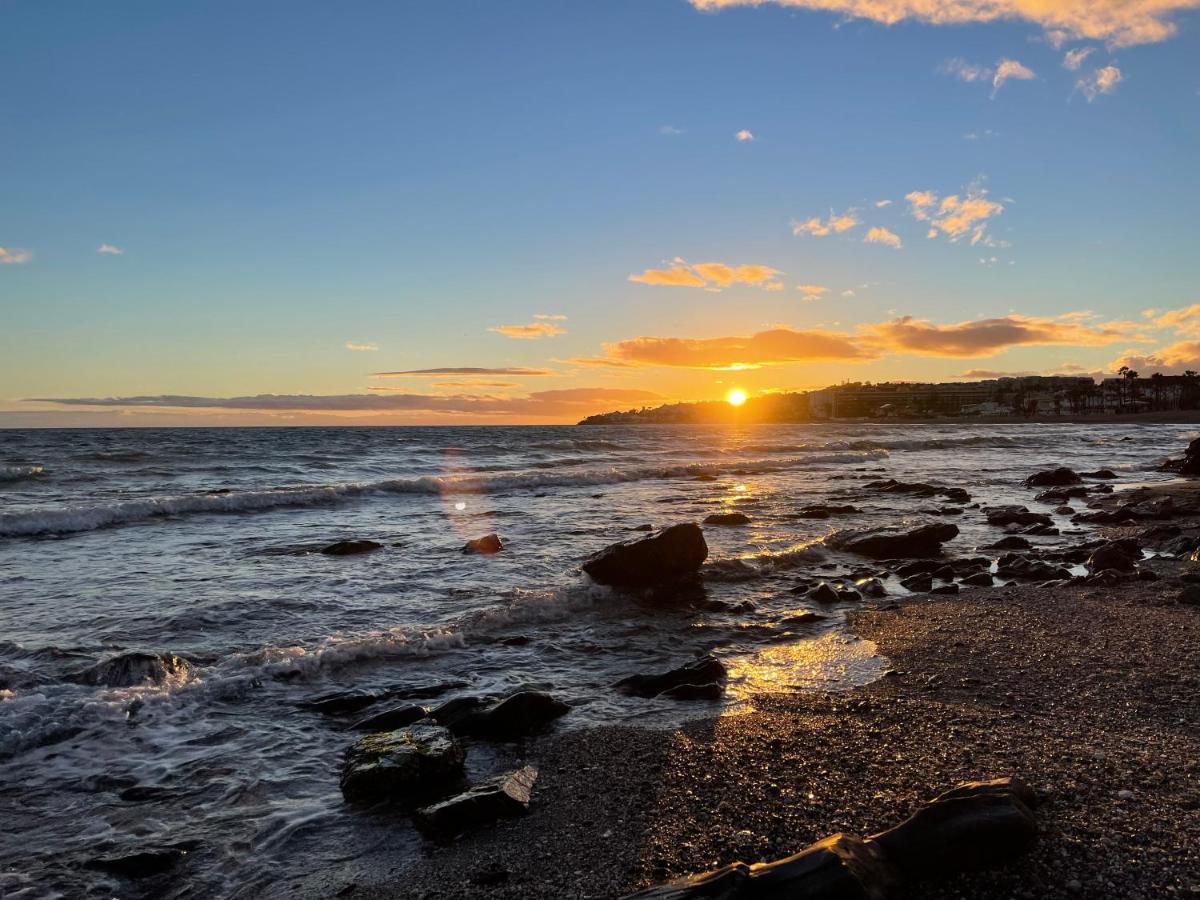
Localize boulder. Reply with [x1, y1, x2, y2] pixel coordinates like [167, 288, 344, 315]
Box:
[414, 766, 537, 838]
[831, 523, 958, 559]
[704, 512, 751, 526]
[615, 655, 726, 699]
[795, 504, 859, 519]
[854, 577, 887, 597]
[1178, 586, 1200, 606]
[1024, 468, 1081, 487]
[468, 691, 570, 740]
[805, 582, 842, 604]
[985, 507, 1052, 528]
[961, 572, 994, 587]
[865, 479, 971, 504]
[351, 704, 429, 732]
[339, 724, 465, 805]
[582, 524, 708, 587]
[76, 652, 191, 688]
[901, 574, 933, 592]
[463, 534, 503, 554]
[1162, 438, 1200, 475]
[1034, 487, 1089, 503]
[660, 682, 724, 701]
[1081, 469, 1117, 479]
[320, 539, 383, 556]
[1087, 542, 1139, 572]
[986, 536, 1031, 551]
[931, 584, 959, 595]
[85, 845, 193, 879]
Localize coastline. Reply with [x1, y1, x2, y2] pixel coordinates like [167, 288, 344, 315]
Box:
[304, 485, 1200, 900]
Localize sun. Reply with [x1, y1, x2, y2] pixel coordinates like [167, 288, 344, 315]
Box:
[726, 388, 748, 407]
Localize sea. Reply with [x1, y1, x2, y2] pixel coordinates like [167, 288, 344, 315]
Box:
[0, 423, 1189, 897]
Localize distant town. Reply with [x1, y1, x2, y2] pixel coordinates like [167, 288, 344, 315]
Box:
[578, 371, 1200, 425]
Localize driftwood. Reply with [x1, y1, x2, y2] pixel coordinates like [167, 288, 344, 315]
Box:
[624, 777, 1038, 899]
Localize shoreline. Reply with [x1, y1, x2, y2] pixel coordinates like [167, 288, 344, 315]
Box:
[304, 482, 1200, 900]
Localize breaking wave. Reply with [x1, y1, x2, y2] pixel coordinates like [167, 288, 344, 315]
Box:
[0, 450, 887, 537]
[0, 465, 44, 484]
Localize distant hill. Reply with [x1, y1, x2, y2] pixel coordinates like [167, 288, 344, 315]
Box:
[577, 392, 812, 425]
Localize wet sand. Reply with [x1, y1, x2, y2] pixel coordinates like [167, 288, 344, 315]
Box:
[303, 498, 1200, 900]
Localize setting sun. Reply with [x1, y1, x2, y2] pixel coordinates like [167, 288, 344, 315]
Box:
[726, 388, 748, 407]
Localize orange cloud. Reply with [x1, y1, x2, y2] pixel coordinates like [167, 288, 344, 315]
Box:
[1110, 342, 1200, 375]
[797, 284, 829, 301]
[606, 328, 877, 370]
[629, 261, 783, 291]
[908, 183, 1004, 243]
[864, 226, 903, 249]
[489, 317, 567, 339]
[792, 210, 860, 237]
[372, 367, 555, 377]
[1153, 303, 1200, 335]
[0, 246, 32, 265]
[1077, 64, 1123, 100]
[687, 0, 1200, 47]
[866, 314, 1141, 358]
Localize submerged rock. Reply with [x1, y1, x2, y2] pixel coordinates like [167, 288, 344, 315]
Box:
[831, 523, 958, 559]
[428, 691, 570, 740]
[795, 504, 859, 519]
[76, 652, 191, 688]
[339, 724, 465, 805]
[85, 845, 193, 879]
[582, 523, 708, 587]
[414, 766, 538, 838]
[985, 536, 1031, 551]
[463, 533, 503, 554]
[615, 655, 726, 699]
[1024, 467, 1081, 487]
[351, 704, 429, 732]
[703, 512, 751, 526]
[1081, 469, 1118, 479]
[805, 582, 842, 604]
[320, 539, 383, 556]
[865, 478, 970, 503]
[985, 506, 1053, 528]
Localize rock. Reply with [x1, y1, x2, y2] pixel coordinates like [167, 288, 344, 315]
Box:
[1087, 542, 1139, 572]
[300, 690, 381, 715]
[428, 696, 491, 732]
[630, 523, 654, 531]
[1178, 585, 1200, 606]
[931, 584, 959, 595]
[1054, 506, 1075, 515]
[866, 479, 971, 503]
[703, 512, 751, 526]
[932, 565, 956, 581]
[582, 524, 708, 587]
[320, 540, 383, 556]
[806, 582, 842, 604]
[1162, 437, 1200, 475]
[660, 682, 724, 701]
[795, 504, 859, 519]
[467, 691, 570, 740]
[351, 704, 429, 732]
[854, 577, 887, 597]
[986, 536, 1032, 551]
[901, 574, 933, 592]
[1024, 467, 1081, 487]
[414, 766, 537, 838]
[693, 474, 719, 482]
[1081, 469, 1117, 479]
[615, 655, 726, 699]
[961, 572, 994, 587]
[985, 506, 1053, 528]
[463, 533, 503, 554]
[870, 777, 1038, 881]
[339, 724, 465, 805]
[85, 846, 193, 878]
[76, 652, 191, 688]
[995, 554, 1072, 581]
[831, 524, 958, 559]
[1034, 486, 1090, 503]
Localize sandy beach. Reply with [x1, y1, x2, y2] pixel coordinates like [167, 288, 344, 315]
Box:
[304, 487, 1200, 900]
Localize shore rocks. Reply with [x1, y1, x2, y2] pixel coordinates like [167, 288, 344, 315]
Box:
[795, 504, 859, 519]
[831, 523, 958, 559]
[615, 655, 726, 699]
[1087, 542, 1139, 572]
[351, 704, 429, 732]
[1024, 467, 1081, 487]
[996, 554, 1072, 582]
[1161, 437, 1200, 475]
[414, 766, 538, 839]
[76, 652, 191, 688]
[582, 523, 708, 587]
[901, 574, 933, 592]
[985, 506, 1052, 528]
[703, 512, 751, 526]
[805, 582, 842, 603]
[866, 478, 971, 504]
[463, 534, 503, 554]
[339, 724, 465, 805]
[427, 691, 570, 740]
[626, 776, 1038, 899]
[986, 536, 1032, 550]
[85, 845, 194, 879]
[320, 539, 383, 556]
[961, 571, 994, 587]
[1081, 469, 1117, 479]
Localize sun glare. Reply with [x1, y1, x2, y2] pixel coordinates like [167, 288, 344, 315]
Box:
[726, 388, 748, 407]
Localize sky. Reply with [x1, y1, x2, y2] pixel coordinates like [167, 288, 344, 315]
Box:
[3, 0, 1200, 426]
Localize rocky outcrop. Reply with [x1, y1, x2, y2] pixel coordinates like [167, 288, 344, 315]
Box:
[615, 655, 726, 699]
[985, 506, 1053, 528]
[463, 534, 503, 554]
[1024, 468, 1081, 487]
[339, 724, 465, 805]
[351, 704, 429, 732]
[414, 766, 538, 839]
[1087, 541, 1139, 572]
[794, 504, 859, 519]
[582, 524, 708, 587]
[625, 777, 1037, 899]
[85, 844, 195, 879]
[995, 554, 1072, 582]
[703, 512, 751, 526]
[1081, 469, 1117, 479]
[865, 479, 970, 504]
[76, 652, 191, 688]
[320, 539, 383, 556]
[830, 523, 958, 559]
[1161, 438, 1200, 475]
[428, 691, 570, 740]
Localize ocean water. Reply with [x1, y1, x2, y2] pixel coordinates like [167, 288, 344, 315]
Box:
[0, 424, 1188, 897]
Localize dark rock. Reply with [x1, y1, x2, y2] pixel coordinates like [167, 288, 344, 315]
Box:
[660, 681, 724, 701]
[414, 766, 537, 838]
[615, 655, 726, 699]
[985, 506, 1052, 528]
[463, 533, 503, 554]
[339, 724, 465, 805]
[630, 523, 654, 531]
[76, 652, 191, 688]
[837, 588, 863, 603]
[320, 540, 383, 556]
[1178, 585, 1200, 606]
[831, 524, 958, 559]
[806, 582, 842, 604]
[901, 574, 933, 592]
[1024, 467, 1081, 487]
[428, 696, 491, 732]
[895, 560, 941, 577]
[1087, 542, 1139, 572]
[299, 690, 381, 715]
[1034, 486, 1090, 503]
[931, 584, 959, 595]
[351, 704, 429, 732]
[118, 785, 173, 803]
[961, 572, 994, 587]
[1081, 469, 1117, 479]
[467, 691, 570, 740]
[866, 479, 971, 503]
[703, 512, 751, 526]
[932, 566, 956, 581]
[854, 577, 887, 597]
[85, 846, 192, 879]
[795, 504, 859, 519]
[1054, 506, 1075, 515]
[582, 524, 708, 588]
[1162, 437, 1200, 475]
[986, 536, 1031, 551]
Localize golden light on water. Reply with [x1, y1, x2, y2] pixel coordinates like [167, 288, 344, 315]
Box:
[723, 634, 887, 709]
[725, 388, 748, 407]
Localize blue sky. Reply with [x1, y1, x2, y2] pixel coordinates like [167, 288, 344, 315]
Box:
[3, 0, 1199, 424]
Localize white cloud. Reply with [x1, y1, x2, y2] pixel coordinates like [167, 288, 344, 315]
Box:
[1062, 47, 1096, 70]
[660, 125, 684, 135]
[0, 247, 32, 265]
[1077, 64, 1124, 100]
[98, 243, 124, 255]
[797, 284, 829, 301]
[940, 58, 1035, 97]
[875, 199, 893, 208]
[735, 129, 755, 142]
[941, 58, 990, 83]
[345, 342, 379, 352]
[991, 59, 1036, 96]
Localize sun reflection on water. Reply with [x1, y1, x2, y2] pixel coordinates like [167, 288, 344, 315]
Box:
[723, 633, 888, 712]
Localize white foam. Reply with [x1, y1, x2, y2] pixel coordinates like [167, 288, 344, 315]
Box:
[0, 465, 44, 483]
